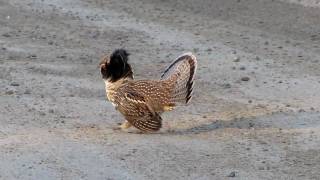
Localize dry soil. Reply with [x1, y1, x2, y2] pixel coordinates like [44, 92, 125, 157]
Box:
[1, 0, 320, 179]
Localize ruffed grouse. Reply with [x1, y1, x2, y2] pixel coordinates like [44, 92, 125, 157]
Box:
[100, 49, 197, 132]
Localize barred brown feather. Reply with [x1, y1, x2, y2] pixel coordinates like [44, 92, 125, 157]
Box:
[161, 53, 197, 104]
[130, 113, 162, 132]
[101, 50, 197, 132]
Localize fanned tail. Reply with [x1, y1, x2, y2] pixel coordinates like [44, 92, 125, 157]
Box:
[161, 52, 197, 104]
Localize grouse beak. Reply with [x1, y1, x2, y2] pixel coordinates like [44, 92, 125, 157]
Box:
[98, 55, 108, 69]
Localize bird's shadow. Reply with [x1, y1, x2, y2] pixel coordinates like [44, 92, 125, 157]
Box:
[165, 111, 320, 135]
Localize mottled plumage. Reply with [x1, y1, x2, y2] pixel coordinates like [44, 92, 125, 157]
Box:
[100, 49, 197, 132]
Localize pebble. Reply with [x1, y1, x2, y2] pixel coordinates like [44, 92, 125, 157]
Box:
[10, 82, 20, 86]
[222, 83, 232, 89]
[233, 56, 240, 62]
[49, 109, 54, 113]
[241, 77, 250, 81]
[249, 122, 254, 127]
[27, 54, 37, 59]
[5, 90, 14, 95]
[239, 66, 246, 70]
[2, 33, 11, 37]
[227, 171, 236, 177]
[57, 55, 66, 59]
[24, 89, 31, 94]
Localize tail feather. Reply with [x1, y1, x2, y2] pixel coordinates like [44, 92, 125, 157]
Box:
[161, 52, 197, 104]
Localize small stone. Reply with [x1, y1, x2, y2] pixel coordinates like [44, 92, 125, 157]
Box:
[248, 100, 252, 103]
[202, 115, 207, 118]
[2, 33, 11, 37]
[227, 171, 236, 177]
[239, 66, 246, 70]
[222, 83, 232, 89]
[57, 55, 66, 59]
[10, 82, 19, 86]
[61, 120, 65, 124]
[255, 56, 260, 60]
[233, 56, 240, 62]
[48, 109, 54, 113]
[41, 95, 44, 98]
[206, 48, 212, 52]
[249, 122, 254, 127]
[241, 77, 250, 81]
[27, 54, 37, 59]
[39, 112, 46, 116]
[24, 90, 31, 94]
[5, 90, 14, 95]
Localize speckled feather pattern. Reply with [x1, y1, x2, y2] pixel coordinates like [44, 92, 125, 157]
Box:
[103, 52, 197, 132]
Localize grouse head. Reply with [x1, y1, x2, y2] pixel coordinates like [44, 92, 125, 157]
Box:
[100, 49, 133, 82]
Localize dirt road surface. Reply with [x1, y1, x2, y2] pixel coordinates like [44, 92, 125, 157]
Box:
[1, 0, 320, 179]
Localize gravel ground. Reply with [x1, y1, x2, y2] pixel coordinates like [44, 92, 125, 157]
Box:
[1, 0, 320, 179]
